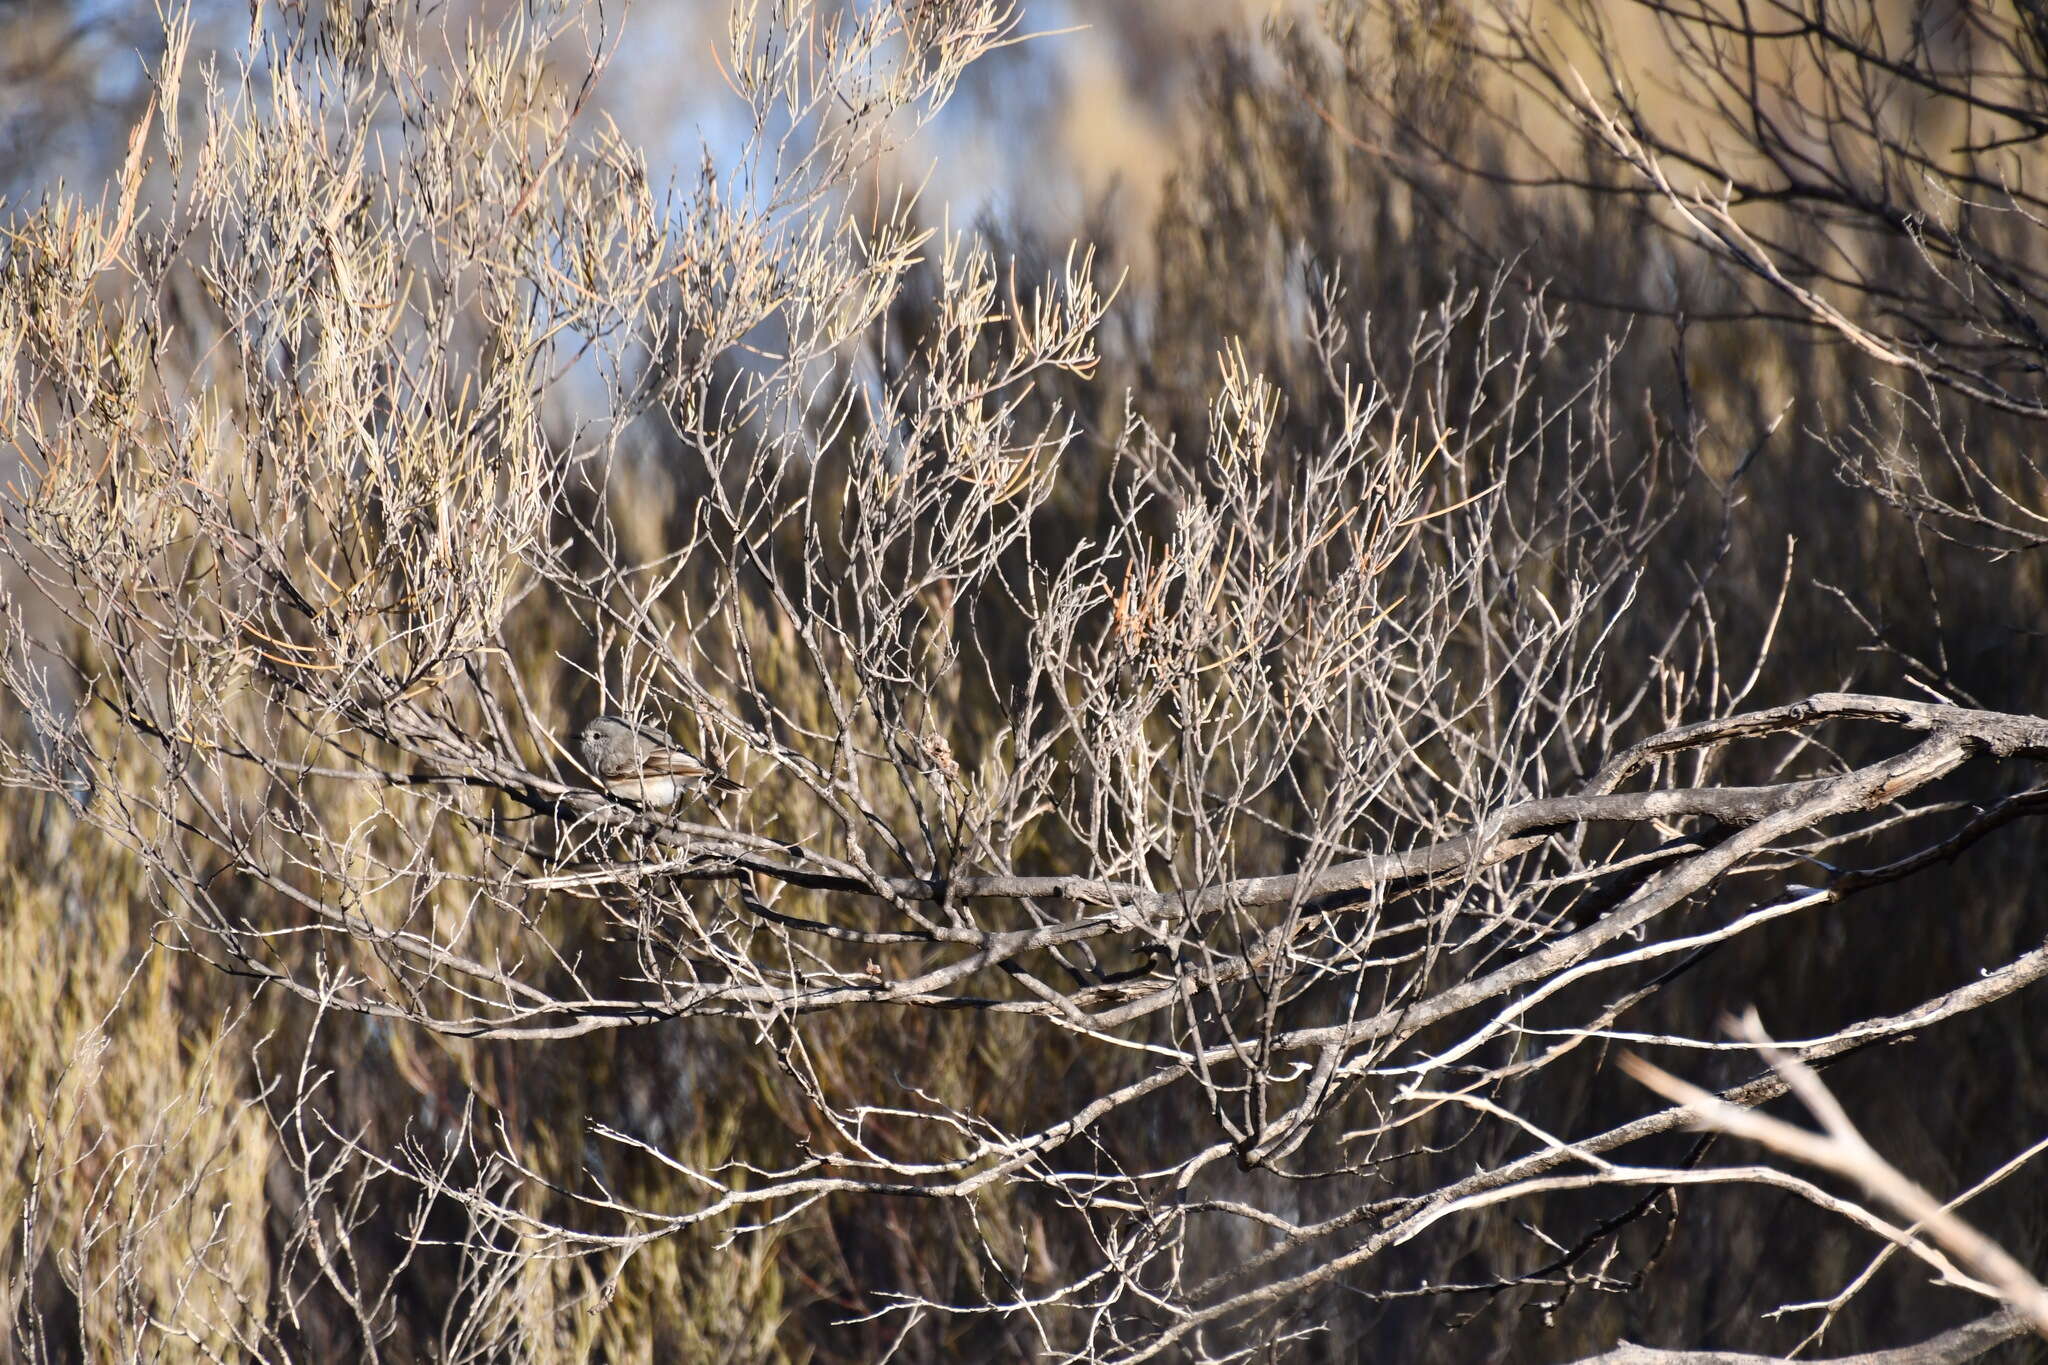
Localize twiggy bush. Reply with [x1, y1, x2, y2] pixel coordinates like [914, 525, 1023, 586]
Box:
[7, 2, 2048, 1362]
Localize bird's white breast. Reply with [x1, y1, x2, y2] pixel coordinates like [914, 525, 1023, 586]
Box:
[603, 774, 684, 807]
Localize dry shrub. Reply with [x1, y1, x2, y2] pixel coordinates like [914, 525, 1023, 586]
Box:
[3, 1, 2048, 1362]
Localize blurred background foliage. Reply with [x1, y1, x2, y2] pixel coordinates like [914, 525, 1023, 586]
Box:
[4, 0, 2047, 1360]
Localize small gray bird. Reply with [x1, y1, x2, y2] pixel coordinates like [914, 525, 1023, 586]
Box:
[576, 715, 741, 807]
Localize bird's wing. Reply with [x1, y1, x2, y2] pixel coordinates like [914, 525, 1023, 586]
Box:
[607, 719, 739, 788]
[638, 747, 718, 780]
